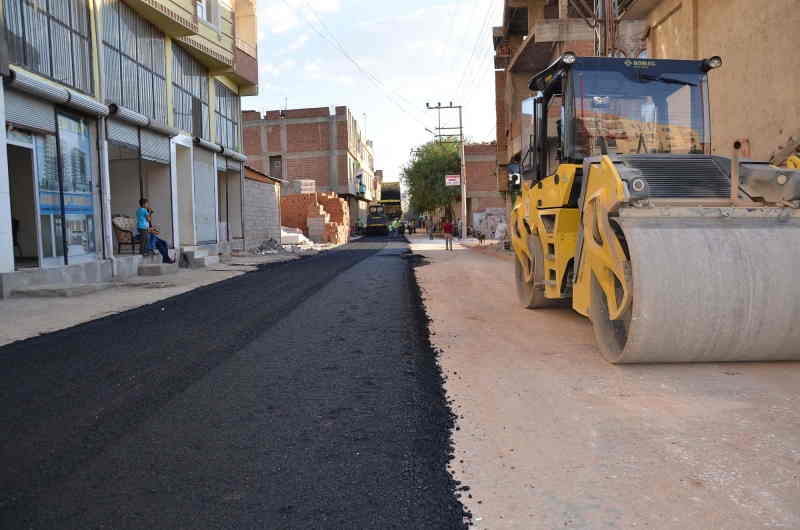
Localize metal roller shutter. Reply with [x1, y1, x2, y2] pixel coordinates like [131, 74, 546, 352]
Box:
[107, 118, 139, 149]
[140, 128, 170, 164]
[227, 158, 242, 171]
[216, 155, 226, 171]
[5, 89, 56, 133]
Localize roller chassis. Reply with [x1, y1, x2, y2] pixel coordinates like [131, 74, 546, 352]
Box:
[512, 155, 800, 363]
[511, 53, 800, 363]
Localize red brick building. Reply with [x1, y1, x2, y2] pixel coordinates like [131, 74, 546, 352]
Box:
[454, 143, 505, 230]
[242, 106, 380, 228]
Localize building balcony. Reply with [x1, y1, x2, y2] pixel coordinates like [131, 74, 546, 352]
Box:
[175, 34, 234, 71]
[229, 40, 258, 95]
[125, 0, 198, 37]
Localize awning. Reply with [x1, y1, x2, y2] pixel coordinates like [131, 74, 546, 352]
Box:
[106, 103, 180, 165]
[4, 67, 109, 117]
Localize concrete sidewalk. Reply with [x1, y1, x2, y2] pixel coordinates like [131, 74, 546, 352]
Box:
[0, 254, 299, 347]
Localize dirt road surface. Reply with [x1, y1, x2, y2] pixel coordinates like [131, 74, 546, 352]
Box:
[410, 235, 800, 529]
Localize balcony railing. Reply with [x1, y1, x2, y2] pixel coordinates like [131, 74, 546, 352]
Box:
[125, 0, 198, 37]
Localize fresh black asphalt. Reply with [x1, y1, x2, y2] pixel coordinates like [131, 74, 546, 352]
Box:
[0, 236, 469, 529]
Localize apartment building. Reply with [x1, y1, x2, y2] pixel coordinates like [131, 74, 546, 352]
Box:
[493, 0, 799, 190]
[242, 106, 380, 228]
[0, 0, 258, 297]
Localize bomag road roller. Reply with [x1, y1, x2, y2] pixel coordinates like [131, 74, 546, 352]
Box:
[511, 53, 800, 363]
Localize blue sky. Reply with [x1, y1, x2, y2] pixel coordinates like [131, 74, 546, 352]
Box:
[242, 0, 504, 182]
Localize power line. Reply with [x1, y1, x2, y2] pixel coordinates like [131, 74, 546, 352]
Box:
[454, 0, 496, 100]
[278, 0, 433, 130]
[302, 2, 425, 114]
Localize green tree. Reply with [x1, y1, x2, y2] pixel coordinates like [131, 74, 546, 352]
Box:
[401, 141, 461, 218]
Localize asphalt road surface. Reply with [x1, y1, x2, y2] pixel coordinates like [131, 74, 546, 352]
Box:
[0, 235, 468, 529]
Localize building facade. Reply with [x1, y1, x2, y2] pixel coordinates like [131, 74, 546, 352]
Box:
[242, 106, 380, 229]
[0, 0, 258, 296]
[493, 0, 800, 193]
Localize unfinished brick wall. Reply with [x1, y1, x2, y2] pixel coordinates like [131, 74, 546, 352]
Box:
[465, 144, 498, 193]
[243, 125, 262, 156]
[286, 157, 330, 187]
[286, 122, 331, 152]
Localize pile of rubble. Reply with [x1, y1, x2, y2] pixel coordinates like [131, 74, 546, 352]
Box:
[281, 192, 351, 245]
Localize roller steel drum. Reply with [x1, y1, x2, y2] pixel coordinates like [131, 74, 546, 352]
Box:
[593, 213, 800, 363]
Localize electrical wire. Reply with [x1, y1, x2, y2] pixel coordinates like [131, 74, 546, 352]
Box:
[454, 0, 496, 101]
[277, 0, 434, 130]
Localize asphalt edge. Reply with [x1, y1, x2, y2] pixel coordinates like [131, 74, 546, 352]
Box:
[406, 247, 473, 528]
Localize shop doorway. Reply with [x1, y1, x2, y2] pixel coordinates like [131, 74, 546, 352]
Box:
[7, 142, 39, 269]
[217, 168, 242, 248]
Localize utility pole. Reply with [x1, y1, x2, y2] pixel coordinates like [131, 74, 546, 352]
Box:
[425, 102, 467, 239]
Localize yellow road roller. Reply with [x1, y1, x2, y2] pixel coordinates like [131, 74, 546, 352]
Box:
[511, 53, 800, 363]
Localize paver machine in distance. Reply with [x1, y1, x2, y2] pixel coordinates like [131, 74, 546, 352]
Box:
[511, 53, 800, 363]
[366, 204, 389, 235]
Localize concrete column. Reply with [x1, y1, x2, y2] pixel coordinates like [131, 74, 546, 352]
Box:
[280, 123, 288, 178]
[97, 117, 116, 271]
[0, 83, 14, 273]
[329, 113, 337, 190]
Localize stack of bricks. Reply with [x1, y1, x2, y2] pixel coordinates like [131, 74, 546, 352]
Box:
[280, 193, 320, 235]
[280, 191, 351, 244]
[307, 203, 330, 243]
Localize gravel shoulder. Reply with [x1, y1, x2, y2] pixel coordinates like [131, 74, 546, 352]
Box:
[410, 234, 800, 529]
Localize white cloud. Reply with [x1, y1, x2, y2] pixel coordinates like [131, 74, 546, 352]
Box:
[288, 33, 310, 51]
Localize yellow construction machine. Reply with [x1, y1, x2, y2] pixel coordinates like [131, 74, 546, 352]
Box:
[511, 53, 800, 363]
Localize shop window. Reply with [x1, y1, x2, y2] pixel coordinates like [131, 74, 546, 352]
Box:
[34, 114, 96, 265]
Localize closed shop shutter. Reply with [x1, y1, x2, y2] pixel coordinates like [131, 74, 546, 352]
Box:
[106, 118, 139, 149]
[140, 128, 170, 164]
[5, 89, 56, 133]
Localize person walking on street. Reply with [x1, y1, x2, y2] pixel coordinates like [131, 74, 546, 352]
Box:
[443, 219, 454, 251]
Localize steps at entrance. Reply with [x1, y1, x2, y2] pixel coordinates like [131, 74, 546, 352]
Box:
[180, 247, 220, 270]
[12, 282, 114, 298]
[138, 262, 179, 276]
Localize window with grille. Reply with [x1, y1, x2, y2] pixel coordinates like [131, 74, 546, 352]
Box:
[101, 0, 167, 123]
[4, 0, 93, 93]
[172, 42, 209, 139]
[215, 81, 240, 150]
